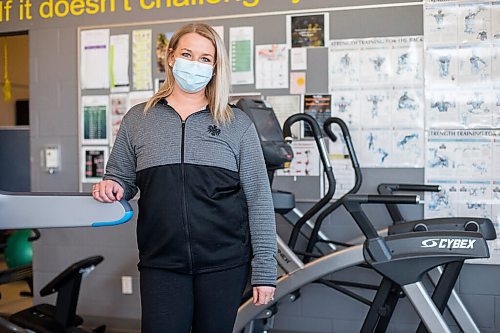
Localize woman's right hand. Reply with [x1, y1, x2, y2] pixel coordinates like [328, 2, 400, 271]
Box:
[92, 180, 124, 203]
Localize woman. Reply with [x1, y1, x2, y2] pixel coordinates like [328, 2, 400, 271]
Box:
[92, 23, 277, 333]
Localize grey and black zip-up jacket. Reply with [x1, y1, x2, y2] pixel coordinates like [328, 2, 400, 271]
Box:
[104, 99, 277, 286]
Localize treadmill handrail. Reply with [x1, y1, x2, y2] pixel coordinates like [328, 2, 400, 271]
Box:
[0, 192, 134, 229]
[282, 114, 336, 251]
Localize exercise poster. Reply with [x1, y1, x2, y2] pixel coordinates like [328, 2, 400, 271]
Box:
[82, 95, 109, 145]
[424, 129, 500, 264]
[287, 13, 329, 48]
[82, 147, 109, 183]
[303, 94, 331, 138]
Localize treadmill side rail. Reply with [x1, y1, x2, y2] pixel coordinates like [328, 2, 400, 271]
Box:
[234, 245, 365, 332]
[0, 192, 133, 229]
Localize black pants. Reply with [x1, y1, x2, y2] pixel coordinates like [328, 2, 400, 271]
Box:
[140, 264, 249, 333]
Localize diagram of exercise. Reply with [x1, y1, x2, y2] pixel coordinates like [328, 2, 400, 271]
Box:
[396, 133, 419, 149]
[396, 53, 410, 74]
[334, 95, 352, 114]
[428, 147, 452, 169]
[431, 97, 456, 113]
[397, 91, 417, 111]
[464, 6, 484, 34]
[438, 56, 451, 78]
[276, 141, 320, 177]
[366, 131, 389, 165]
[369, 55, 386, 72]
[477, 30, 488, 41]
[425, 183, 458, 218]
[460, 185, 491, 218]
[367, 94, 384, 119]
[433, 9, 446, 30]
[466, 93, 489, 114]
[340, 53, 352, 72]
[429, 190, 451, 212]
[469, 53, 487, 74]
[425, 5, 458, 44]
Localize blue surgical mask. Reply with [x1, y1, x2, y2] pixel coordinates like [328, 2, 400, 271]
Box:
[172, 58, 213, 93]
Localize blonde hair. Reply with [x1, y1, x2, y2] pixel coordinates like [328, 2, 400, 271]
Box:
[144, 23, 233, 124]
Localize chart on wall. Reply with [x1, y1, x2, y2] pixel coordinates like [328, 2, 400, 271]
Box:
[424, 0, 500, 129]
[423, 0, 500, 264]
[81, 146, 109, 184]
[81, 95, 109, 145]
[276, 140, 320, 177]
[110, 34, 130, 92]
[255, 44, 289, 89]
[230, 26, 254, 85]
[81, 29, 110, 89]
[424, 129, 500, 263]
[328, 36, 425, 168]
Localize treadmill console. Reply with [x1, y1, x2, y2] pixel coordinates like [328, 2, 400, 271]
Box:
[236, 99, 293, 170]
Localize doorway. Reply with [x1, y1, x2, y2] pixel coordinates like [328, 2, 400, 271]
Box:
[0, 31, 30, 192]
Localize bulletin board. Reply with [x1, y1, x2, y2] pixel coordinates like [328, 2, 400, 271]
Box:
[77, 1, 424, 196]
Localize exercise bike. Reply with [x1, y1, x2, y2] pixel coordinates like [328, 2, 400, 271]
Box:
[0, 256, 106, 333]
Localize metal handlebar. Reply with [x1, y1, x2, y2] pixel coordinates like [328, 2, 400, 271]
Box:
[343, 194, 420, 240]
[345, 194, 420, 205]
[377, 183, 440, 223]
[283, 114, 336, 250]
[302, 117, 363, 261]
[323, 117, 362, 190]
[378, 183, 441, 194]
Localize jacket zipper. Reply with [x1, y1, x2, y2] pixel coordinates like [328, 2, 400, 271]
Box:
[166, 103, 208, 274]
[181, 120, 194, 273]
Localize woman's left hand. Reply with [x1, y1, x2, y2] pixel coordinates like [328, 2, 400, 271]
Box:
[253, 286, 276, 306]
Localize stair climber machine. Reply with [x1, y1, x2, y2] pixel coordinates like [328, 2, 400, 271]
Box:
[0, 191, 134, 332]
[233, 98, 493, 333]
[302, 116, 496, 333]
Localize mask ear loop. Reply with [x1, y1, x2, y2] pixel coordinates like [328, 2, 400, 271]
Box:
[167, 47, 175, 68]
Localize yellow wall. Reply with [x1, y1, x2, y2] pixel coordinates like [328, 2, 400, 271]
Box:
[0, 34, 29, 126]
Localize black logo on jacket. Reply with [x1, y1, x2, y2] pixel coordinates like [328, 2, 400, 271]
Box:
[207, 125, 221, 136]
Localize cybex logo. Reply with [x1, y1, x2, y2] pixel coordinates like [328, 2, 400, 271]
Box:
[421, 238, 476, 249]
[421, 239, 438, 248]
